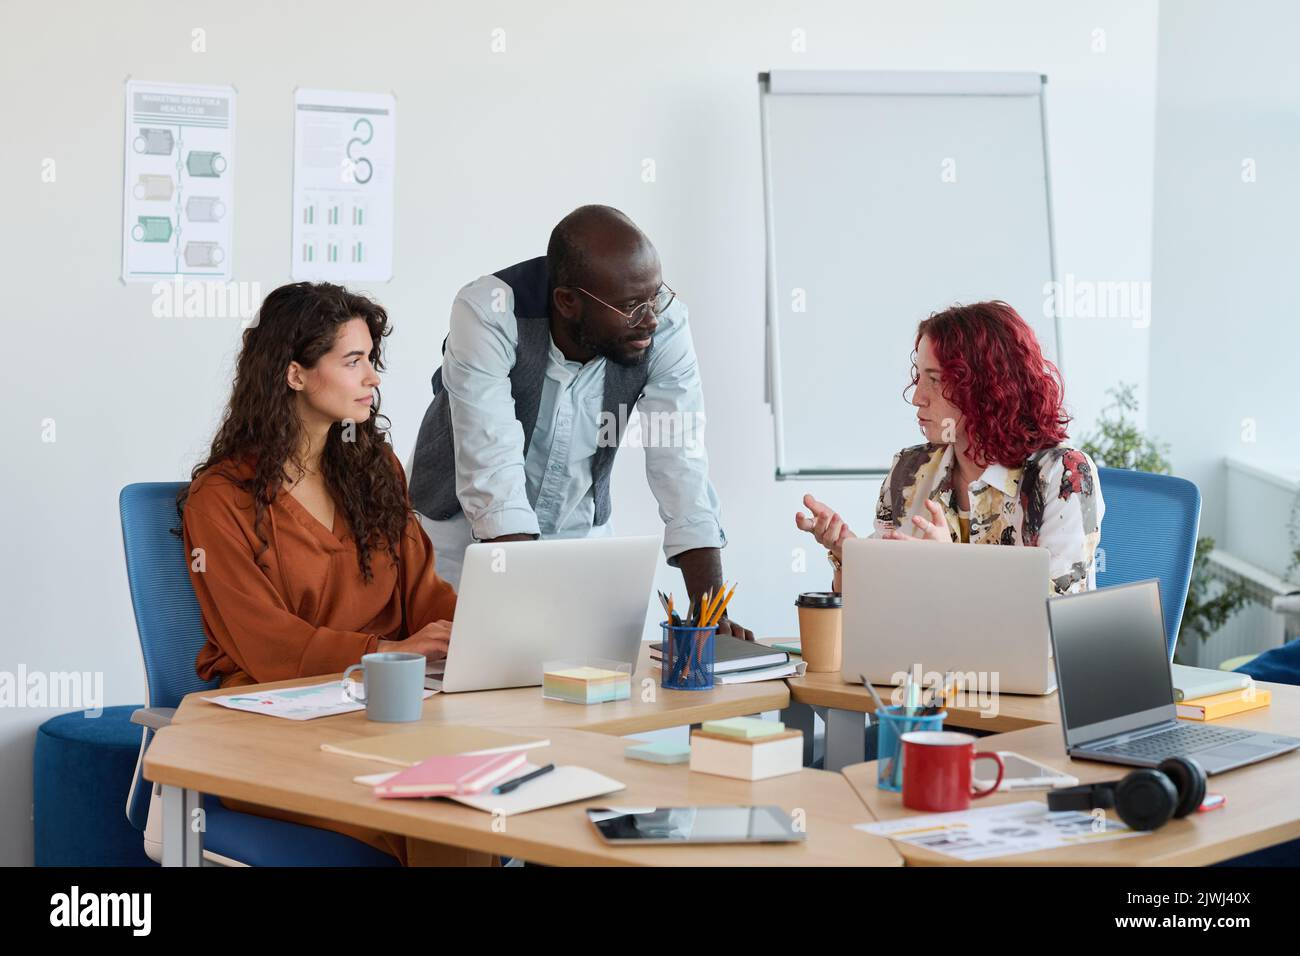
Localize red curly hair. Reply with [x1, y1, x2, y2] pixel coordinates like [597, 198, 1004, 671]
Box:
[911, 301, 1070, 468]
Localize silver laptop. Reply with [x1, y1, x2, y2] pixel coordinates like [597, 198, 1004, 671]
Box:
[1047, 579, 1300, 774]
[840, 538, 1056, 695]
[426, 535, 660, 693]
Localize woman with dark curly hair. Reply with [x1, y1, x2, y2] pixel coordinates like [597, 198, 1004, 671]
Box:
[796, 300, 1104, 597]
[180, 282, 457, 688]
[176, 282, 457, 864]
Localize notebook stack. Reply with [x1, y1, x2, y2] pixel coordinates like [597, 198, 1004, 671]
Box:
[649, 633, 799, 684]
[1171, 665, 1270, 721]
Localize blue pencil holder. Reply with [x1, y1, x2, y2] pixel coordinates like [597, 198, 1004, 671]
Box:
[659, 622, 717, 691]
[875, 705, 946, 792]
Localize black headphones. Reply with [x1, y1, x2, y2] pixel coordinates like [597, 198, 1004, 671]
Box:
[1046, 756, 1207, 831]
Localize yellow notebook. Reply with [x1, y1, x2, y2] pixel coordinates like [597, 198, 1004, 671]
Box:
[1176, 687, 1271, 722]
[320, 725, 549, 767]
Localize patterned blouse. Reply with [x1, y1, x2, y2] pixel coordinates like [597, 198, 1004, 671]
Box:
[871, 442, 1105, 596]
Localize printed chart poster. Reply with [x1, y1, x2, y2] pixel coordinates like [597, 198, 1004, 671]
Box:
[121, 80, 235, 282]
[291, 88, 396, 282]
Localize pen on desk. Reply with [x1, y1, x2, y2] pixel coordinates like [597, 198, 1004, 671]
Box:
[492, 763, 555, 795]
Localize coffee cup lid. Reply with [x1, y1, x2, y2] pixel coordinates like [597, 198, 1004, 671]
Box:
[795, 591, 842, 608]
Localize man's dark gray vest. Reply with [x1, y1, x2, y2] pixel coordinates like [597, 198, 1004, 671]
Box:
[408, 256, 652, 527]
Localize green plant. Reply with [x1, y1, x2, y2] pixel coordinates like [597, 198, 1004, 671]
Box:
[1081, 384, 1250, 659]
[1080, 384, 1173, 474]
[1182, 536, 1250, 641]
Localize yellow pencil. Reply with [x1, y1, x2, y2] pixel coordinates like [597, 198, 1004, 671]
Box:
[703, 585, 727, 626]
[708, 583, 737, 628]
[707, 582, 728, 629]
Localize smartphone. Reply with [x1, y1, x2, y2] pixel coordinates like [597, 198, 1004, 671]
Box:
[973, 751, 1079, 791]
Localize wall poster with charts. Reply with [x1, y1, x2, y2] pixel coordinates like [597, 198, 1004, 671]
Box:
[291, 88, 396, 283]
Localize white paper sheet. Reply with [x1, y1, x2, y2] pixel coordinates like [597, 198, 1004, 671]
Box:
[291, 88, 396, 282]
[122, 80, 235, 282]
[202, 680, 435, 721]
[854, 799, 1146, 861]
[354, 762, 626, 816]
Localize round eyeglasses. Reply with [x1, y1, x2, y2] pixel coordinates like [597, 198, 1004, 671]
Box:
[572, 283, 676, 328]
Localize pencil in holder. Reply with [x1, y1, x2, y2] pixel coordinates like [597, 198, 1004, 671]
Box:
[875, 705, 947, 792]
[659, 622, 717, 691]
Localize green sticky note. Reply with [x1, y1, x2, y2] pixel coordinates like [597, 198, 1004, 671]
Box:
[701, 717, 785, 739]
[625, 740, 691, 764]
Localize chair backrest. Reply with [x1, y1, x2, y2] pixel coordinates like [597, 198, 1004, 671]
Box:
[118, 482, 220, 709]
[1094, 467, 1202, 660]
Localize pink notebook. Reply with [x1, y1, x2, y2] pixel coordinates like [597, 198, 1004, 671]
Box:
[373, 751, 526, 799]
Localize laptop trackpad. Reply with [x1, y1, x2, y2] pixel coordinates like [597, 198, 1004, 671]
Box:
[1209, 742, 1275, 761]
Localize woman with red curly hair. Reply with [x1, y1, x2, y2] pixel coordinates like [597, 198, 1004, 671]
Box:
[796, 300, 1104, 597]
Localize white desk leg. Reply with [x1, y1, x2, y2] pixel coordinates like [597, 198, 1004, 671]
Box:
[161, 784, 203, 867]
[824, 707, 867, 772]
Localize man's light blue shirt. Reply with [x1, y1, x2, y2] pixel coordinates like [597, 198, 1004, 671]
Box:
[438, 274, 727, 564]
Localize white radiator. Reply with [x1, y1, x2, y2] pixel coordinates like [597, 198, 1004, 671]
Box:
[1180, 550, 1297, 669]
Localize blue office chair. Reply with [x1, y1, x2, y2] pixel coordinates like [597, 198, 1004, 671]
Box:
[1094, 467, 1201, 660]
[119, 482, 398, 866]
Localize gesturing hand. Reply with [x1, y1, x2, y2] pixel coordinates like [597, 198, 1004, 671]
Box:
[794, 493, 856, 561]
[880, 499, 952, 543]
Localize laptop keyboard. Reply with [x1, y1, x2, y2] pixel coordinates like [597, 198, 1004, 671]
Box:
[1094, 724, 1253, 760]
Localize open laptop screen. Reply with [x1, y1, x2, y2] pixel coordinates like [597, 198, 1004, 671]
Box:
[1047, 580, 1174, 732]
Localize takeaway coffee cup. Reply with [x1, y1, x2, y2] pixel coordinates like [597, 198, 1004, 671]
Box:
[795, 591, 842, 672]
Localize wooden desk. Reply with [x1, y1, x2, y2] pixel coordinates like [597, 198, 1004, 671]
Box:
[173, 643, 790, 737]
[841, 681, 1300, 866]
[144, 721, 901, 867]
[782, 667, 1062, 771]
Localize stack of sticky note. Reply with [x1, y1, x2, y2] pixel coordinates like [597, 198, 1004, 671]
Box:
[542, 665, 631, 704]
[625, 739, 692, 764]
[689, 717, 803, 781]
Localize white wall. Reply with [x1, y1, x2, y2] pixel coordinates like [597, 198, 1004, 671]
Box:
[0, 0, 1158, 864]
[1149, 0, 1300, 538]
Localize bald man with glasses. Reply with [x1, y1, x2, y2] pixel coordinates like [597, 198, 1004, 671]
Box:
[408, 205, 752, 640]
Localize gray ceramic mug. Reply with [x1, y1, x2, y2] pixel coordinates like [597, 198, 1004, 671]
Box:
[341, 652, 425, 722]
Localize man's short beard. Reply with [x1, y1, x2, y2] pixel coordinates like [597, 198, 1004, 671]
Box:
[569, 317, 649, 368]
[601, 342, 650, 368]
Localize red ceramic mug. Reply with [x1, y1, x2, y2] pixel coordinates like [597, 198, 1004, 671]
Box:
[900, 731, 1005, 812]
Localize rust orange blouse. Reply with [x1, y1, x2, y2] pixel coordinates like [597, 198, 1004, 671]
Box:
[182, 453, 457, 688]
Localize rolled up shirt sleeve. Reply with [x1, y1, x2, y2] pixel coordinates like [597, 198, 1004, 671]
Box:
[441, 281, 541, 541]
[638, 300, 727, 565]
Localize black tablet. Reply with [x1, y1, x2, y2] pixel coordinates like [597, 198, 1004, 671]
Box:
[586, 806, 805, 844]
